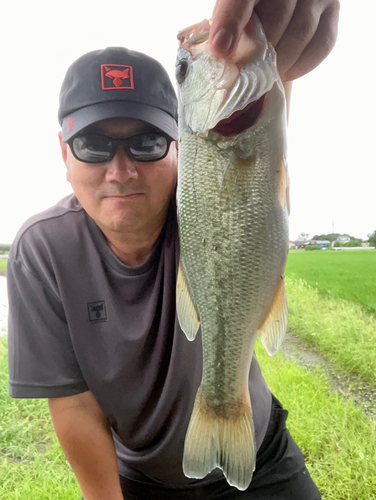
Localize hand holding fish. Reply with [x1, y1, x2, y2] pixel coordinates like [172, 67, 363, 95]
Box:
[210, 0, 340, 81]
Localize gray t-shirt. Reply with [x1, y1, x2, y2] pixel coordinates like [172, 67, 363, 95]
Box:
[7, 193, 271, 487]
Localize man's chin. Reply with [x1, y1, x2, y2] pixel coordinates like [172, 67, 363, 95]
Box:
[97, 209, 149, 234]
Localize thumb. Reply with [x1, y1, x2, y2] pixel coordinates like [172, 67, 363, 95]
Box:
[210, 0, 258, 56]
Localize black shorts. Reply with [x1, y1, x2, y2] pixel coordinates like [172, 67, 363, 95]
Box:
[84, 395, 321, 499]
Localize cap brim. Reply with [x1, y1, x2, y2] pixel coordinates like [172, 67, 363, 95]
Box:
[61, 101, 178, 141]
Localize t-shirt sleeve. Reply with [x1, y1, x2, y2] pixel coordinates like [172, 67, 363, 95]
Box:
[7, 258, 89, 398]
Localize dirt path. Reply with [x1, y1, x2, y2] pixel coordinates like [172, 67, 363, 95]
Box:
[280, 331, 376, 420]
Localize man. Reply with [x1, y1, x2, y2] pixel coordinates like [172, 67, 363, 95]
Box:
[7, 1, 340, 499]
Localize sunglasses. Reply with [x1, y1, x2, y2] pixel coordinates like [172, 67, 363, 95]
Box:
[66, 132, 173, 164]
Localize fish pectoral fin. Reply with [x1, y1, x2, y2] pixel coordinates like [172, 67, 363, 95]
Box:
[183, 387, 256, 491]
[258, 277, 288, 356]
[277, 156, 290, 215]
[176, 259, 200, 341]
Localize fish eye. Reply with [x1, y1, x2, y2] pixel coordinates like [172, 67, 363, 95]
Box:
[175, 60, 189, 84]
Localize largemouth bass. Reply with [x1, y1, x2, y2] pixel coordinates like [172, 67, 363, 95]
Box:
[175, 15, 290, 491]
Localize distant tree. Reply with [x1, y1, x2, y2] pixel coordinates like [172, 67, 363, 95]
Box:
[305, 245, 320, 251]
[313, 233, 341, 242]
[298, 232, 310, 241]
[0, 244, 10, 254]
[334, 239, 362, 248]
[343, 239, 361, 247]
[368, 230, 376, 247]
[313, 233, 362, 243]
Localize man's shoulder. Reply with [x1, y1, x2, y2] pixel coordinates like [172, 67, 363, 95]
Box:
[9, 194, 86, 261]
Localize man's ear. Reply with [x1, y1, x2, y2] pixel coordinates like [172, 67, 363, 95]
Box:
[58, 132, 71, 182]
[58, 131, 68, 165]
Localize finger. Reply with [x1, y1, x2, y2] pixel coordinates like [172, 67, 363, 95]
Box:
[254, 0, 297, 47]
[209, 0, 258, 57]
[274, 0, 322, 78]
[282, 1, 340, 81]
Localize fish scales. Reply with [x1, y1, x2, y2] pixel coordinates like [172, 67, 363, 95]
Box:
[176, 15, 289, 491]
[179, 130, 286, 399]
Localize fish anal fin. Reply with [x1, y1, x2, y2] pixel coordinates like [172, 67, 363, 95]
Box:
[258, 276, 288, 356]
[176, 259, 200, 341]
[183, 387, 256, 491]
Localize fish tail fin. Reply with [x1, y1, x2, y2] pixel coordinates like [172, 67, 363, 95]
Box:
[183, 387, 255, 491]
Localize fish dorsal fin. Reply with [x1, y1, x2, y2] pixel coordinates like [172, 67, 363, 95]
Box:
[176, 259, 200, 341]
[258, 276, 288, 356]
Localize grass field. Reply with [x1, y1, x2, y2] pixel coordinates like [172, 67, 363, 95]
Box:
[0, 258, 7, 275]
[286, 250, 376, 315]
[0, 337, 81, 499]
[1, 333, 375, 499]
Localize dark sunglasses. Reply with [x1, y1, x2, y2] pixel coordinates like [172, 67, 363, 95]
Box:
[66, 132, 173, 164]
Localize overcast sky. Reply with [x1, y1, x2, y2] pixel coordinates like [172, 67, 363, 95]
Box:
[0, 0, 375, 243]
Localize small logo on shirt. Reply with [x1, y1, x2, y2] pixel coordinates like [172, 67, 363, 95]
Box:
[88, 301, 107, 323]
[101, 64, 134, 90]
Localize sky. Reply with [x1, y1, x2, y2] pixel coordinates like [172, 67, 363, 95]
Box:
[0, 0, 375, 243]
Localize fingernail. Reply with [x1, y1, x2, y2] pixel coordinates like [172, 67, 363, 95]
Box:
[212, 29, 235, 56]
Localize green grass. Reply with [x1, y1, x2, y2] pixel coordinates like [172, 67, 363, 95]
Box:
[256, 341, 376, 499]
[1, 332, 376, 499]
[0, 258, 7, 275]
[285, 276, 376, 386]
[0, 337, 81, 500]
[285, 250, 376, 315]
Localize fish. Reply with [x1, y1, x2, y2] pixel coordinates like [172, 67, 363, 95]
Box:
[175, 14, 290, 491]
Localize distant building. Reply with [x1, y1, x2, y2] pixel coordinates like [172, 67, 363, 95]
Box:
[313, 240, 331, 249]
[337, 236, 351, 244]
[293, 239, 331, 250]
[294, 239, 314, 249]
[294, 239, 310, 249]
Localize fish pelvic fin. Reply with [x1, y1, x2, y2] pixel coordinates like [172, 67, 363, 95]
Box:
[176, 259, 200, 341]
[183, 387, 256, 491]
[258, 276, 288, 356]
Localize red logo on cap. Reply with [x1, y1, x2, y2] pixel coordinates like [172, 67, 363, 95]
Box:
[68, 117, 73, 131]
[101, 64, 134, 90]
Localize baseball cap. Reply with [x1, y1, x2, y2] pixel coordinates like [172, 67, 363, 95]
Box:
[58, 47, 178, 141]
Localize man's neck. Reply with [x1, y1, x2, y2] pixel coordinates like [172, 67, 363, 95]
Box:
[100, 214, 167, 267]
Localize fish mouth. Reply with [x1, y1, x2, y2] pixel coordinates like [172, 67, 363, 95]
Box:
[212, 94, 266, 137]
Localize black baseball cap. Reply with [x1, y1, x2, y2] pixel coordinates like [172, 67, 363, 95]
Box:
[58, 47, 178, 141]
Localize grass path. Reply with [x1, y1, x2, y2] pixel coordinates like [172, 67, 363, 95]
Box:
[255, 342, 376, 499]
[285, 276, 376, 386]
[280, 331, 376, 420]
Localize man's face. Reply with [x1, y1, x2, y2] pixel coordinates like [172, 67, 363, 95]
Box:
[59, 118, 178, 236]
